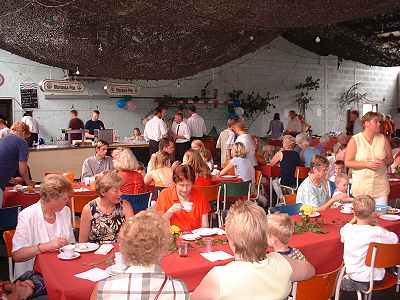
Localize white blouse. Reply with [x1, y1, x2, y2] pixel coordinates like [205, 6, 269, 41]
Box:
[12, 202, 75, 278]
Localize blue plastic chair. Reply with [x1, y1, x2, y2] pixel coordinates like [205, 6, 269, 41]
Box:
[328, 180, 336, 197]
[121, 192, 152, 213]
[269, 203, 302, 216]
[0, 206, 22, 231]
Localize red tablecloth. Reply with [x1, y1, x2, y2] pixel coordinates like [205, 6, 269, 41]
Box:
[259, 164, 281, 178]
[211, 175, 242, 183]
[34, 208, 400, 300]
[3, 184, 97, 208]
[389, 180, 400, 202]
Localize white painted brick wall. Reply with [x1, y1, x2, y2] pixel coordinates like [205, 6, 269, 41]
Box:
[0, 36, 399, 140]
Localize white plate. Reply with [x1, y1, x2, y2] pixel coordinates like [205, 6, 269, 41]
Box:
[57, 252, 80, 260]
[192, 228, 217, 236]
[221, 175, 236, 178]
[389, 178, 400, 181]
[387, 208, 400, 214]
[340, 209, 353, 214]
[75, 243, 99, 253]
[309, 212, 321, 218]
[23, 192, 38, 195]
[379, 214, 400, 221]
[181, 233, 201, 241]
[105, 264, 127, 275]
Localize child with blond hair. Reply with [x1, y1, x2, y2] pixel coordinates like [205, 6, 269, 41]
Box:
[220, 142, 255, 183]
[340, 195, 398, 291]
[267, 213, 306, 261]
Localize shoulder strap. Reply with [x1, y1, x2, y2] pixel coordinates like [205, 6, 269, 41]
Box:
[154, 274, 168, 300]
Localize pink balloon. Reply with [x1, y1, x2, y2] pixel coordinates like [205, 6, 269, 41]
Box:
[126, 101, 137, 111]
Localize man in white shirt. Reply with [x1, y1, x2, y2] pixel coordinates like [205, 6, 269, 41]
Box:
[21, 111, 39, 146]
[284, 110, 302, 137]
[232, 121, 257, 166]
[171, 112, 191, 162]
[216, 118, 237, 166]
[0, 118, 11, 139]
[144, 106, 168, 157]
[186, 105, 207, 139]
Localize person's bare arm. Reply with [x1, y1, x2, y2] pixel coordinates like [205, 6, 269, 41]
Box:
[18, 161, 32, 186]
[201, 214, 209, 228]
[13, 238, 68, 262]
[191, 269, 220, 300]
[318, 193, 348, 211]
[78, 205, 92, 243]
[220, 161, 234, 176]
[269, 151, 283, 166]
[383, 137, 394, 166]
[284, 256, 315, 282]
[143, 173, 154, 185]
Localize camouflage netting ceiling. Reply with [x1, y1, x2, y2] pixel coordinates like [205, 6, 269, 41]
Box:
[1, 1, 400, 80]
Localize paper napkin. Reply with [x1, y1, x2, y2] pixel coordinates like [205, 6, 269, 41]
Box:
[94, 244, 114, 255]
[74, 268, 110, 282]
[200, 251, 234, 262]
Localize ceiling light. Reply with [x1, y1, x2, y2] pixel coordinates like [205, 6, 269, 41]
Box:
[75, 66, 80, 75]
[315, 36, 321, 43]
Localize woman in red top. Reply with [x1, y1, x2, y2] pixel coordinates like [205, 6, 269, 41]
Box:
[182, 149, 213, 186]
[155, 165, 211, 231]
[113, 148, 145, 194]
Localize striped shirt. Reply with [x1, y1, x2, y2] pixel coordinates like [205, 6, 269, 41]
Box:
[97, 265, 189, 300]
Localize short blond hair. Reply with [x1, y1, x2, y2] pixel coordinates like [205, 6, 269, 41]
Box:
[95, 171, 122, 195]
[231, 142, 247, 158]
[113, 148, 139, 171]
[119, 210, 170, 266]
[225, 201, 268, 262]
[282, 135, 296, 150]
[361, 112, 381, 127]
[153, 151, 171, 169]
[353, 195, 375, 219]
[191, 139, 205, 151]
[335, 173, 349, 185]
[267, 213, 294, 244]
[40, 174, 73, 202]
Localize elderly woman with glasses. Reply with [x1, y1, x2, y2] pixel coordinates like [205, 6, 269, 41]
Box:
[296, 155, 349, 211]
[191, 201, 315, 300]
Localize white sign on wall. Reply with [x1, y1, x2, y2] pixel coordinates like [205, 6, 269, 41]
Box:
[40, 79, 85, 93]
[104, 82, 138, 96]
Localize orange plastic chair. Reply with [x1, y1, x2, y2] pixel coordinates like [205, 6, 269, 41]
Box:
[295, 166, 309, 188]
[71, 194, 97, 228]
[193, 184, 222, 226]
[3, 230, 15, 281]
[293, 264, 342, 300]
[335, 242, 400, 300]
[283, 193, 297, 205]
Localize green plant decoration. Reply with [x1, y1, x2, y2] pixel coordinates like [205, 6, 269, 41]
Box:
[295, 76, 320, 118]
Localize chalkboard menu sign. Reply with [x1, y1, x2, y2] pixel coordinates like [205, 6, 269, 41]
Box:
[20, 83, 38, 109]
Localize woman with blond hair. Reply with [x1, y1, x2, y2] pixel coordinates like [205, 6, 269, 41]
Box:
[113, 148, 145, 194]
[270, 135, 301, 201]
[79, 171, 134, 243]
[144, 151, 175, 188]
[182, 149, 213, 186]
[191, 201, 315, 300]
[91, 210, 188, 299]
[13, 174, 75, 277]
[345, 111, 393, 205]
[191, 139, 214, 170]
[220, 142, 255, 183]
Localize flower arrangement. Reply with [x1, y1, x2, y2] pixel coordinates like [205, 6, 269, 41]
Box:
[169, 225, 181, 251]
[295, 205, 326, 234]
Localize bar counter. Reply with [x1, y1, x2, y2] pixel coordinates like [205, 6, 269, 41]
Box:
[28, 142, 149, 182]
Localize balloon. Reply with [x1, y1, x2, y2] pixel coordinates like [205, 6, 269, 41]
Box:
[126, 100, 137, 111]
[233, 99, 241, 107]
[116, 99, 126, 109]
[234, 107, 244, 116]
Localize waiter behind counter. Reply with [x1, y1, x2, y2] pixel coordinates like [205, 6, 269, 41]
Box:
[66, 109, 105, 140]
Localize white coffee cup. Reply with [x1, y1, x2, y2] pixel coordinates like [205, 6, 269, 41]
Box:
[341, 206, 353, 213]
[182, 202, 193, 212]
[114, 252, 125, 267]
[62, 245, 75, 258]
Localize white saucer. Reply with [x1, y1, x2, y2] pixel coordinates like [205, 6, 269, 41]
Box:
[192, 228, 217, 236]
[75, 243, 99, 253]
[340, 209, 353, 214]
[181, 233, 201, 241]
[57, 252, 80, 260]
[106, 264, 127, 275]
[379, 214, 400, 221]
[221, 175, 236, 178]
[309, 212, 321, 218]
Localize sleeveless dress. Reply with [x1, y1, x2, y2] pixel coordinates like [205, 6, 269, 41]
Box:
[88, 199, 125, 243]
[280, 150, 301, 186]
[351, 133, 389, 201]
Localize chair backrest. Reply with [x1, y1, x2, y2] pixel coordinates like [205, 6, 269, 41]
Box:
[223, 181, 251, 199]
[295, 166, 309, 179]
[193, 184, 221, 202]
[3, 230, 15, 258]
[365, 242, 400, 268]
[121, 192, 153, 213]
[284, 193, 297, 205]
[328, 180, 336, 198]
[269, 203, 302, 216]
[293, 264, 342, 300]
[71, 194, 97, 214]
[0, 206, 22, 231]
[255, 170, 262, 186]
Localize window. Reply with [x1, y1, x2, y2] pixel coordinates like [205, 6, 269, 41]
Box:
[362, 103, 378, 116]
